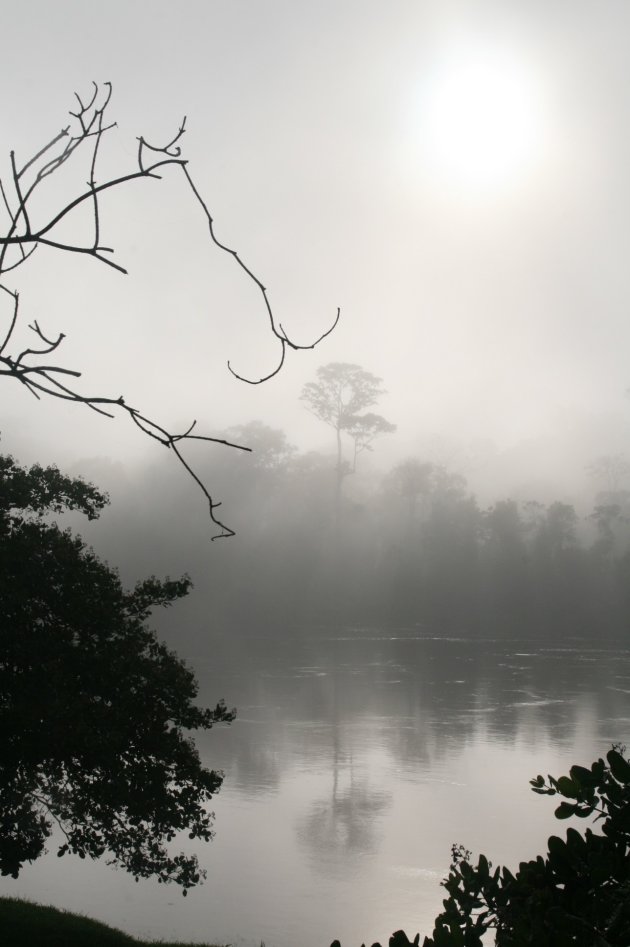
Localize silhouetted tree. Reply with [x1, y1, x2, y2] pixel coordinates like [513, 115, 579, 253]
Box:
[0, 83, 338, 537]
[0, 451, 234, 890]
[384, 459, 435, 523]
[590, 504, 626, 562]
[423, 486, 481, 623]
[482, 500, 529, 618]
[300, 362, 395, 512]
[224, 421, 296, 473]
[426, 748, 630, 946]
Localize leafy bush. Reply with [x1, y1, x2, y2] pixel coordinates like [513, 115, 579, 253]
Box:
[332, 746, 630, 946]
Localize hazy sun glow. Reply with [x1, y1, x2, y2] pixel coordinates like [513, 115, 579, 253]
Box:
[418, 46, 544, 194]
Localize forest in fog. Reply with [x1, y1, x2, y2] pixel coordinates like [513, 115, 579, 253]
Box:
[76, 416, 630, 642]
[5, 4, 630, 944]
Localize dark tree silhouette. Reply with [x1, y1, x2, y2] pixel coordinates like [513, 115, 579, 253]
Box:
[0, 450, 235, 891]
[0, 83, 339, 538]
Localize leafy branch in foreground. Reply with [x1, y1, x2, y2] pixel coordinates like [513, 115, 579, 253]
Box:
[332, 746, 630, 947]
[0, 82, 339, 538]
[0, 451, 235, 891]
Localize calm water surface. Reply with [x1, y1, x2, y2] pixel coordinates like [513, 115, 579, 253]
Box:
[2, 630, 629, 947]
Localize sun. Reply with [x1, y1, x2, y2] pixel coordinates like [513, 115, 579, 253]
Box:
[415, 46, 544, 195]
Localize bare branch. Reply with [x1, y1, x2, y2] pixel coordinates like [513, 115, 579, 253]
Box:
[281, 308, 341, 351]
[0, 285, 19, 355]
[0, 178, 14, 224]
[0, 84, 339, 534]
[16, 321, 65, 364]
[137, 116, 187, 171]
[30, 319, 65, 348]
[10, 151, 31, 236]
[228, 341, 287, 385]
[18, 127, 70, 179]
[1, 245, 37, 275]
[8, 164, 171, 244]
[182, 164, 341, 383]
[34, 237, 128, 273]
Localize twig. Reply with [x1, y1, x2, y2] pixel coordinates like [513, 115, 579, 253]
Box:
[0, 84, 339, 536]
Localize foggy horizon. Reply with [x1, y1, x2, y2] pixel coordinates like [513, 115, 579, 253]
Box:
[2, 0, 630, 518]
[3, 3, 630, 947]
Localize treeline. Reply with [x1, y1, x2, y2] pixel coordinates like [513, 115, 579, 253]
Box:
[173, 422, 630, 637]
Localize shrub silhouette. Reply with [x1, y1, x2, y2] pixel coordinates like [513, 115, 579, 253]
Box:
[333, 746, 630, 946]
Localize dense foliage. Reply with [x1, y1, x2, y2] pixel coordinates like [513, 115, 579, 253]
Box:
[145, 422, 630, 637]
[332, 747, 630, 947]
[0, 452, 234, 890]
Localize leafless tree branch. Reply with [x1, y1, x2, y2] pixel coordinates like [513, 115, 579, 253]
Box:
[0, 83, 338, 537]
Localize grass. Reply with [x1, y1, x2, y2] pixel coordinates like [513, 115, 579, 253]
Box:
[0, 896, 225, 947]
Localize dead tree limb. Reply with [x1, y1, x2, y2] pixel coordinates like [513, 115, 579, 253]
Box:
[0, 83, 339, 537]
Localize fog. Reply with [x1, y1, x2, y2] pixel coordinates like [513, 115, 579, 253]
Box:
[4, 0, 630, 660]
[3, 0, 630, 510]
[3, 4, 630, 944]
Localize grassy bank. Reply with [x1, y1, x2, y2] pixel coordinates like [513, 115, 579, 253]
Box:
[0, 897, 224, 947]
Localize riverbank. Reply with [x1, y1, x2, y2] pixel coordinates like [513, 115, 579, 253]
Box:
[0, 897, 224, 947]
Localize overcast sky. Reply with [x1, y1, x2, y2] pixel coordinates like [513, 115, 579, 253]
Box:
[2, 0, 630, 501]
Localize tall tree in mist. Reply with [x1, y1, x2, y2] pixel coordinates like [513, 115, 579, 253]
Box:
[587, 454, 630, 495]
[300, 362, 395, 514]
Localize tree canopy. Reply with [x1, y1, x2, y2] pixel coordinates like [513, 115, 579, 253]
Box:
[0, 451, 234, 891]
[301, 363, 395, 509]
[301, 363, 387, 430]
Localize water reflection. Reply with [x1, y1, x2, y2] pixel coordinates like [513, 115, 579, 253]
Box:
[296, 776, 392, 873]
[2, 632, 629, 947]
[196, 633, 629, 790]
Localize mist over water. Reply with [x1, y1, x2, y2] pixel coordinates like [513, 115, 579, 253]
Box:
[3, 388, 630, 945]
[2, 626, 626, 947]
[3, 2, 630, 945]
[3, 431, 630, 944]
[3, 370, 630, 946]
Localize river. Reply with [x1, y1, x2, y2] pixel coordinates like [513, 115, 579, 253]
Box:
[2, 629, 629, 947]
